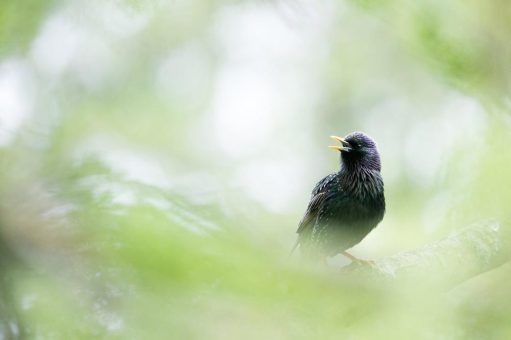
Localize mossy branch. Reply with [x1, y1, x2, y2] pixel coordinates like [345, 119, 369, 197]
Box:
[343, 220, 511, 289]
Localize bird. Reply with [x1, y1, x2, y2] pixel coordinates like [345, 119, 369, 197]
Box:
[292, 132, 385, 263]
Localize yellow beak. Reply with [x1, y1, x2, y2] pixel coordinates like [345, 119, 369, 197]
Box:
[328, 135, 348, 151]
[328, 145, 344, 151]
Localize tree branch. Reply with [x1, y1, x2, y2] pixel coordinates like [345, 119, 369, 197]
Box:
[342, 220, 511, 289]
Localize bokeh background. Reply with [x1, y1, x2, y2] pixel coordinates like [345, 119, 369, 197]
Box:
[1, 0, 511, 338]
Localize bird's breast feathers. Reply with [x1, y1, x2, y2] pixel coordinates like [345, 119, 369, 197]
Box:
[339, 170, 383, 201]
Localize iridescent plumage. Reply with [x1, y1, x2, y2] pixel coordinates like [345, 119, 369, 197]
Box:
[295, 132, 385, 260]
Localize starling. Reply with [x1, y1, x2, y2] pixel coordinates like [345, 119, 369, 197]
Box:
[293, 132, 385, 263]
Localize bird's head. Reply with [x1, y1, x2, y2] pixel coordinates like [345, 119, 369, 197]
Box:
[329, 132, 381, 171]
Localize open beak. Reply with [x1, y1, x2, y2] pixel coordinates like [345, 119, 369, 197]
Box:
[328, 135, 352, 152]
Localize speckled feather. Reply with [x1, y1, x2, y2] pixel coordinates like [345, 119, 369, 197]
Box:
[296, 132, 385, 259]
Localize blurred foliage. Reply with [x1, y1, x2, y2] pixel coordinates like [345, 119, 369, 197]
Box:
[0, 0, 58, 55]
[350, 0, 511, 100]
[1, 0, 511, 338]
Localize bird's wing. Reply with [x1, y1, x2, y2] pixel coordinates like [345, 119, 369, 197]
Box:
[290, 190, 329, 256]
[290, 174, 337, 255]
[296, 173, 336, 235]
[296, 191, 327, 235]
